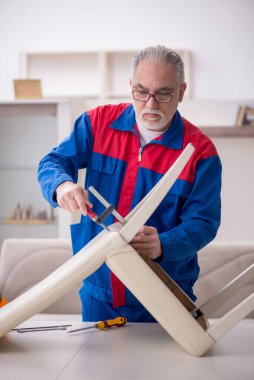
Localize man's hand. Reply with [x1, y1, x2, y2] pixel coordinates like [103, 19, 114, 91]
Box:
[56, 181, 92, 216]
[130, 226, 162, 260]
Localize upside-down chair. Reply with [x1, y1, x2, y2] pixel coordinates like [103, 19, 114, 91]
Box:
[0, 143, 253, 356]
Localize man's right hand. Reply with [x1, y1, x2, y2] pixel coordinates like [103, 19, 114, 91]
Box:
[56, 181, 92, 216]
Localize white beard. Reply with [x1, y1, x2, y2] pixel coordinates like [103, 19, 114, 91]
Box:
[133, 105, 170, 132]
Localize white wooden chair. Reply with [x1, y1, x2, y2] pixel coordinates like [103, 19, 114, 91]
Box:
[0, 143, 253, 356]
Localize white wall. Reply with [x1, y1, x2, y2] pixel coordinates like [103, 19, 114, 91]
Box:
[0, 0, 254, 243]
[0, 0, 254, 100]
[212, 138, 254, 242]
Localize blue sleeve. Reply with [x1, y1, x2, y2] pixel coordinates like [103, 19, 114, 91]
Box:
[159, 155, 222, 262]
[37, 113, 93, 207]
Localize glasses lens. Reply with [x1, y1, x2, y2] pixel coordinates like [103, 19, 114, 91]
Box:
[133, 91, 149, 101]
[155, 93, 173, 102]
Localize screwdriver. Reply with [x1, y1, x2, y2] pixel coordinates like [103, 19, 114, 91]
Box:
[67, 316, 127, 333]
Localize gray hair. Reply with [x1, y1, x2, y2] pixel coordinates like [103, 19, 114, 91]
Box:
[130, 45, 185, 83]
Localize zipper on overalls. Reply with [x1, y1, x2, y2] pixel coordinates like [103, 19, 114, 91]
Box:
[138, 146, 143, 162]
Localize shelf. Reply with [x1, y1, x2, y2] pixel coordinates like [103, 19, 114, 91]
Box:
[0, 100, 72, 247]
[200, 126, 254, 137]
[2, 219, 57, 225]
[1, 221, 57, 226]
[0, 101, 58, 116]
[19, 49, 192, 98]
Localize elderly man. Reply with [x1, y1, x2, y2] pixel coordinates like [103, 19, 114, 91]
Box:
[38, 45, 222, 322]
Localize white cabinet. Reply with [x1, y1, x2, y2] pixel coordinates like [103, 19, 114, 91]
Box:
[20, 50, 191, 100]
[0, 100, 72, 248]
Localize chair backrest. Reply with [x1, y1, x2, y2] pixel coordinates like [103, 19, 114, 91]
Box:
[0, 238, 81, 314]
[194, 242, 254, 318]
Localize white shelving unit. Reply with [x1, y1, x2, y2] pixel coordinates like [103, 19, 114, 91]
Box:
[0, 100, 72, 249]
[19, 49, 191, 100]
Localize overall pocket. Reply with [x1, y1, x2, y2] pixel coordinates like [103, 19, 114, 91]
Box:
[87, 153, 118, 200]
[70, 216, 103, 255]
[70, 217, 92, 255]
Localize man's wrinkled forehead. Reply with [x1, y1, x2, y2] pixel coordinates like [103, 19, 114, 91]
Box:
[131, 60, 179, 91]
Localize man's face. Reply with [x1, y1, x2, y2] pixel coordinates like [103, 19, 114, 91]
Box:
[130, 60, 186, 132]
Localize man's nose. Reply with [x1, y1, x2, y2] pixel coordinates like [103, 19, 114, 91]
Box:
[146, 95, 158, 108]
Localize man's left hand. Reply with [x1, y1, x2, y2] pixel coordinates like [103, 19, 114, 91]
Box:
[130, 226, 162, 260]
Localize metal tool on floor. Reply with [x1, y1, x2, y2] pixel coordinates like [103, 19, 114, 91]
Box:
[86, 186, 126, 230]
[67, 316, 127, 333]
[13, 324, 72, 333]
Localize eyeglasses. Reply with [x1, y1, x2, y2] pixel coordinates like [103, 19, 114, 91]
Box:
[132, 87, 180, 103]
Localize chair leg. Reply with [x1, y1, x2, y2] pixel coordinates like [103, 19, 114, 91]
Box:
[207, 292, 254, 341]
[200, 264, 254, 317]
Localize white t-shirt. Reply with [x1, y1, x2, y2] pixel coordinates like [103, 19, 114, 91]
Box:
[137, 122, 164, 147]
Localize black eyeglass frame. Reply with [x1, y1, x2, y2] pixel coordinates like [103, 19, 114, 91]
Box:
[132, 86, 180, 103]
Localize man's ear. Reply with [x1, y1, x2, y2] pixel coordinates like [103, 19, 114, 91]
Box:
[178, 82, 187, 103]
